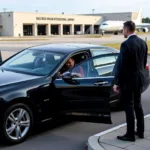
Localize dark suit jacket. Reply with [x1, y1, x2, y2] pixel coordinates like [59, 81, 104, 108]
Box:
[113, 35, 148, 90]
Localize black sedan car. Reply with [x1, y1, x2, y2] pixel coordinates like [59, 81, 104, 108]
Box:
[0, 43, 149, 145]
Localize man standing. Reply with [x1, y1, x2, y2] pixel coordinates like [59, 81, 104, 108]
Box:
[113, 21, 148, 142]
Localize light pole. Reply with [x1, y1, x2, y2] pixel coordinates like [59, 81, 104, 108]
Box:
[35, 10, 38, 36]
[92, 9, 95, 14]
[3, 8, 7, 12]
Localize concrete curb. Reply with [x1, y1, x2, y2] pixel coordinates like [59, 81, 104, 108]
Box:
[88, 136, 104, 150]
[88, 114, 150, 150]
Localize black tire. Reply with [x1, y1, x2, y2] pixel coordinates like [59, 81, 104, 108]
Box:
[0, 103, 34, 145]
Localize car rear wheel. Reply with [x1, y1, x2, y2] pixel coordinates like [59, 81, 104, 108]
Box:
[0, 103, 33, 145]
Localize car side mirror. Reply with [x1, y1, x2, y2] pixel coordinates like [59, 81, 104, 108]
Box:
[62, 71, 80, 85]
[62, 71, 72, 80]
[62, 71, 83, 79]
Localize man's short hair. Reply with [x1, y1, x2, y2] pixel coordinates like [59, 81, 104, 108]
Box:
[123, 21, 136, 32]
[70, 57, 75, 61]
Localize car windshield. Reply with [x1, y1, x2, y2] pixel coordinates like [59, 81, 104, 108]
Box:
[0, 49, 64, 76]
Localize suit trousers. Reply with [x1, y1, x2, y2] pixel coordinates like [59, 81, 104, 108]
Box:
[120, 88, 144, 136]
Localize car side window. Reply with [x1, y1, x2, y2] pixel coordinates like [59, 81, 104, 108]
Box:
[93, 55, 116, 76]
[71, 55, 116, 78]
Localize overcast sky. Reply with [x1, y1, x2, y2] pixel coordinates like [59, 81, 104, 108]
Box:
[0, 0, 149, 17]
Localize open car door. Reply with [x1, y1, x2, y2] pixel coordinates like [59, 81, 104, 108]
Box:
[53, 53, 119, 124]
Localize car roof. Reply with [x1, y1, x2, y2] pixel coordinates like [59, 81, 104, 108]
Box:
[29, 43, 118, 54]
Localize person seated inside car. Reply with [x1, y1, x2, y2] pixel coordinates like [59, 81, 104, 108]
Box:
[58, 57, 84, 78]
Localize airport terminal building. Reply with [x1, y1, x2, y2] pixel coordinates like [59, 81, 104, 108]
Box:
[0, 11, 140, 37]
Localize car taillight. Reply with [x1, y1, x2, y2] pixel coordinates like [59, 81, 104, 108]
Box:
[146, 63, 149, 70]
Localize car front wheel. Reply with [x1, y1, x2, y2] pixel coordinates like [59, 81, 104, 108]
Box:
[0, 103, 33, 145]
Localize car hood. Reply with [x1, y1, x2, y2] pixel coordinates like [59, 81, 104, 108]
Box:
[0, 69, 42, 86]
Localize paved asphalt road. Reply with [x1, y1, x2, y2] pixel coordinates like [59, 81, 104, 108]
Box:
[0, 34, 149, 52]
[0, 37, 150, 150]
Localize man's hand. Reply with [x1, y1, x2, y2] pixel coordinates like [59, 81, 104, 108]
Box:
[113, 85, 119, 93]
[57, 72, 62, 78]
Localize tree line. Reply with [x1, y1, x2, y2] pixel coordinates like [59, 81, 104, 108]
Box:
[142, 17, 150, 23]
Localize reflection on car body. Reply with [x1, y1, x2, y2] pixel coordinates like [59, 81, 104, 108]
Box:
[0, 43, 149, 145]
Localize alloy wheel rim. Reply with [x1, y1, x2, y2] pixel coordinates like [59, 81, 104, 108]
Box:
[5, 108, 31, 140]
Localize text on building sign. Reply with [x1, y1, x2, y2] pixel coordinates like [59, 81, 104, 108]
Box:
[36, 17, 74, 21]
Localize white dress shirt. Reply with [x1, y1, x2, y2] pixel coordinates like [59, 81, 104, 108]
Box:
[128, 33, 136, 38]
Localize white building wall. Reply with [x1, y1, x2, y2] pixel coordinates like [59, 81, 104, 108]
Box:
[13, 13, 24, 37]
[83, 12, 135, 22]
[0, 19, 2, 35]
[13, 12, 35, 36]
[12, 12, 103, 36]
[0, 12, 14, 36]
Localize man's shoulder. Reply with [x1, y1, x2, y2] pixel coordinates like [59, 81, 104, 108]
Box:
[128, 35, 145, 43]
[137, 36, 146, 43]
[74, 65, 82, 70]
[121, 40, 127, 47]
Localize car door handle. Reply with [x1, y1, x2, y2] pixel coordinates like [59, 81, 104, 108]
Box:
[94, 81, 109, 86]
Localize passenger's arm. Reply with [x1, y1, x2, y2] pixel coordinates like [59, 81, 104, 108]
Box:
[72, 66, 84, 78]
[78, 66, 84, 77]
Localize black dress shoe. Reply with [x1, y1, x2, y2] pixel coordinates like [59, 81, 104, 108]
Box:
[117, 134, 135, 142]
[135, 131, 144, 139]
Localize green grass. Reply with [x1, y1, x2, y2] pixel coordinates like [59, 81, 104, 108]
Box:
[102, 41, 150, 54]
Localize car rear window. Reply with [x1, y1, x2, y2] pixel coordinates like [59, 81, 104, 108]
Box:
[90, 47, 113, 56]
